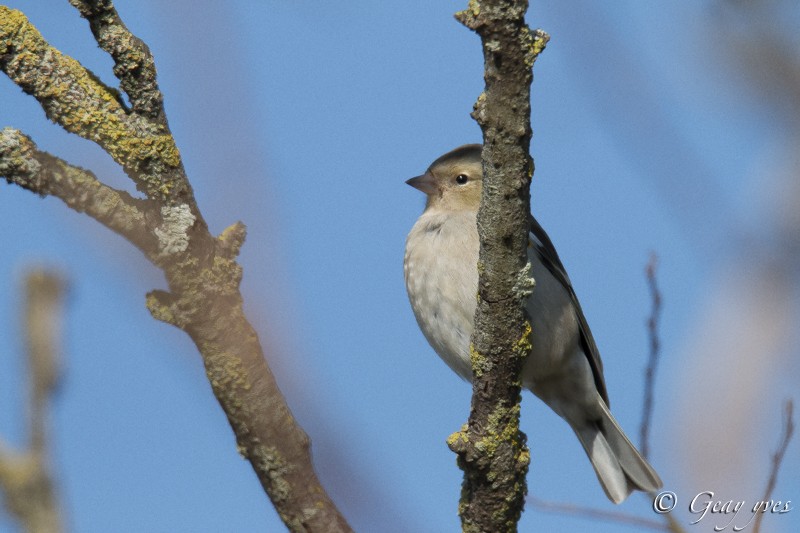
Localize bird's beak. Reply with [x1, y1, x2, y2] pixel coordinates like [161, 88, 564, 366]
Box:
[406, 172, 436, 195]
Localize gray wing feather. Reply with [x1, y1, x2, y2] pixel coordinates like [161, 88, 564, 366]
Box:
[529, 215, 609, 405]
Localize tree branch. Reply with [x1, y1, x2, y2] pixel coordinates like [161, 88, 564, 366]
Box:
[0, 5, 351, 531]
[0, 127, 159, 255]
[0, 6, 193, 205]
[640, 253, 662, 460]
[447, 1, 549, 531]
[68, 0, 166, 124]
[0, 270, 66, 533]
[753, 399, 795, 533]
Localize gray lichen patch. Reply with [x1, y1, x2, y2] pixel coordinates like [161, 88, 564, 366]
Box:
[0, 128, 41, 180]
[154, 204, 195, 255]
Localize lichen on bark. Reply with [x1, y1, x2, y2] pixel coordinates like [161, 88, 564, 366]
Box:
[450, 1, 550, 531]
[0, 4, 351, 532]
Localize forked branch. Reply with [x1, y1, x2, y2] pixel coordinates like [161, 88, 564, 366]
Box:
[0, 4, 351, 531]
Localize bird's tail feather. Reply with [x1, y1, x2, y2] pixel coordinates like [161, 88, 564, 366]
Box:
[574, 424, 631, 503]
[573, 399, 663, 504]
[597, 399, 663, 494]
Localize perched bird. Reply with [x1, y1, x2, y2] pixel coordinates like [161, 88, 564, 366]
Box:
[404, 144, 662, 504]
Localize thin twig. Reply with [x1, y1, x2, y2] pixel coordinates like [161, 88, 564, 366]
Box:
[753, 399, 795, 533]
[637, 255, 688, 533]
[640, 253, 662, 460]
[528, 496, 670, 531]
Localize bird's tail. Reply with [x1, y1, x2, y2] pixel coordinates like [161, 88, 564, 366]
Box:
[573, 399, 663, 504]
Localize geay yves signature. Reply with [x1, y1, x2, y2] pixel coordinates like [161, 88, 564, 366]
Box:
[653, 490, 792, 531]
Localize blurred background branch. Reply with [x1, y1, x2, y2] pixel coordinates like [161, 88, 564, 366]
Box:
[753, 399, 795, 533]
[0, 269, 65, 533]
[673, 2, 800, 511]
[527, 495, 670, 531]
[640, 253, 662, 461]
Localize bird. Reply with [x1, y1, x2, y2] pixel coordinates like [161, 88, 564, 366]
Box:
[403, 144, 662, 504]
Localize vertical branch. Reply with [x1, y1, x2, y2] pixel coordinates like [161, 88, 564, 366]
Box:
[639, 256, 686, 533]
[0, 269, 65, 533]
[640, 254, 662, 460]
[448, 1, 549, 531]
[24, 272, 65, 460]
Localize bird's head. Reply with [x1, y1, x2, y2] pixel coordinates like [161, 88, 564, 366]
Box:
[406, 144, 483, 212]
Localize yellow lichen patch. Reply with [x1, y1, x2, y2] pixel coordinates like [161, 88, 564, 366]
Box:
[206, 255, 243, 295]
[524, 28, 550, 68]
[218, 222, 243, 243]
[517, 447, 530, 467]
[217, 221, 247, 258]
[447, 426, 469, 451]
[514, 320, 532, 357]
[532, 32, 549, 57]
[469, 343, 492, 378]
[1, 8, 186, 202]
[0, 8, 33, 55]
[455, 0, 480, 23]
[113, 133, 181, 172]
[250, 445, 291, 501]
[481, 403, 523, 456]
[203, 346, 251, 409]
[145, 292, 178, 326]
[155, 135, 181, 166]
[13, 33, 128, 138]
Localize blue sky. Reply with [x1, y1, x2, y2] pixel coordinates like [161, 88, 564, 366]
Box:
[1, 1, 798, 532]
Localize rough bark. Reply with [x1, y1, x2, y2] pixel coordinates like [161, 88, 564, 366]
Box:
[447, 1, 549, 531]
[0, 4, 351, 532]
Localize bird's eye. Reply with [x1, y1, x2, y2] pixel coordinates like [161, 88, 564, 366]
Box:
[455, 174, 469, 185]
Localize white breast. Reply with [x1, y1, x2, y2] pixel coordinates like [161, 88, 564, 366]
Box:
[404, 210, 581, 390]
[404, 210, 478, 381]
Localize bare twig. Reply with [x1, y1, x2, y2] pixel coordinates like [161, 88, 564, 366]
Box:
[529, 492, 687, 533]
[0, 5, 351, 531]
[0, 270, 65, 533]
[640, 253, 662, 460]
[753, 399, 795, 533]
[529, 496, 670, 531]
[638, 255, 688, 533]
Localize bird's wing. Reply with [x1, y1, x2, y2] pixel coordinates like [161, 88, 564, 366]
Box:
[528, 214, 609, 405]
